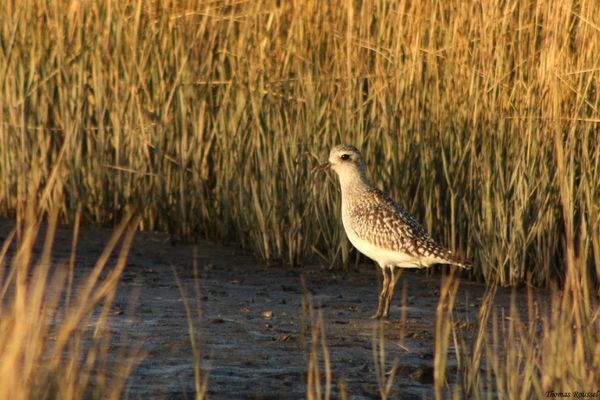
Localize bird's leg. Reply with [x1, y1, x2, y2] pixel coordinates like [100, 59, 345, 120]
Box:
[371, 267, 391, 319]
[381, 268, 403, 319]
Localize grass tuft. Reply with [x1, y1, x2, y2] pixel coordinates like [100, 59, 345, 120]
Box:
[0, 207, 141, 399]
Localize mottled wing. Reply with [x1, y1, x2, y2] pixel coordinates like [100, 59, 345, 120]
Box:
[348, 188, 453, 261]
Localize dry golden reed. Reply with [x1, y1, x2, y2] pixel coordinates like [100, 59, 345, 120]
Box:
[0, 0, 598, 286]
[0, 206, 141, 400]
[435, 133, 600, 399]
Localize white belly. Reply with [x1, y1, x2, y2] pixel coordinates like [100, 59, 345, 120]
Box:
[342, 215, 429, 268]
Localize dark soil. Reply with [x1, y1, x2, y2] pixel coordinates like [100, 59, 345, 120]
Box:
[0, 221, 536, 399]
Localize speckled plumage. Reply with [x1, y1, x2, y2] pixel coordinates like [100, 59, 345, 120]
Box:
[344, 184, 467, 266]
[317, 144, 470, 319]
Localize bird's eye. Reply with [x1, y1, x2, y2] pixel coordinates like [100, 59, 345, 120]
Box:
[340, 154, 350, 161]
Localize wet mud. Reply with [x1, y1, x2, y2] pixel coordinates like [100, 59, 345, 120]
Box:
[0, 222, 538, 399]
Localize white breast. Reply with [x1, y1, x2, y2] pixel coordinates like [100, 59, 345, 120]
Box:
[342, 204, 427, 268]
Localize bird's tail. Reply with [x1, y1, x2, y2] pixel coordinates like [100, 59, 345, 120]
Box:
[445, 251, 472, 269]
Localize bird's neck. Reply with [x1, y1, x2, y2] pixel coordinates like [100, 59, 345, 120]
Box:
[338, 170, 371, 204]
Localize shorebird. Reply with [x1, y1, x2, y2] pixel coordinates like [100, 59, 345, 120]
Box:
[314, 145, 470, 319]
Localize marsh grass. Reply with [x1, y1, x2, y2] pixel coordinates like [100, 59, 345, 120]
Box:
[434, 270, 461, 399]
[302, 291, 335, 400]
[372, 322, 399, 400]
[173, 259, 209, 400]
[0, 204, 141, 399]
[0, 0, 598, 397]
[299, 261, 598, 400]
[441, 258, 600, 399]
[0, 0, 597, 285]
[435, 149, 600, 399]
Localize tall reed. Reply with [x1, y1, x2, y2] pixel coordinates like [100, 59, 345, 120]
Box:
[303, 292, 334, 400]
[173, 260, 209, 400]
[0, 205, 141, 399]
[1, 0, 598, 285]
[437, 136, 600, 398]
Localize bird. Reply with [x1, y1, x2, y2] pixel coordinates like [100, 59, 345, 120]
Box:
[314, 145, 470, 319]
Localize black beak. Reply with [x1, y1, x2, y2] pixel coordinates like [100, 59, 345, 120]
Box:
[311, 162, 330, 174]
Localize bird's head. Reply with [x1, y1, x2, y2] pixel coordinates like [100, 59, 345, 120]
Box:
[313, 145, 368, 183]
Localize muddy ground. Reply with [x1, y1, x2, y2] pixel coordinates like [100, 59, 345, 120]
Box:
[0, 221, 539, 399]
